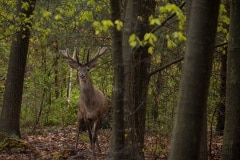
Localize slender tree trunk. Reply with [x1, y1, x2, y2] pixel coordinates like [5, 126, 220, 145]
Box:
[123, 0, 155, 159]
[216, 51, 227, 135]
[168, 1, 220, 160]
[108, 0, 125, 159]
[222, 1, 240, 159]
[66, 48, 76, 108]
[0, 0, 36, 139]
[186, 1, 208, 159]
[216, 0, 229, 136]
[122, 0, 136, 157]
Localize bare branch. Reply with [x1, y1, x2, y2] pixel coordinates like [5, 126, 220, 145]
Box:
[149, 56, 184, 77]
[215, 42, 228, 48]
[148, 42, 228, 78]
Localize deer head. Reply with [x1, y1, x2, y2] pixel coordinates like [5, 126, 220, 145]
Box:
[59, 47, 108, 83]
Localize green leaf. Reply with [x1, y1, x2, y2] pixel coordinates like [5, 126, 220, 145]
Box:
[54, 14, 62, 20]
[87, 0, 95, 6]
[149, 15, 161, 25]
[144, 33, 157, 46]
[114, 20, 123, 31]
[148, 46, 154, 54]
[21, 2, 29, 10]
[101, 20, 114, 31]
[129, 34, 138, 47]
[42, 10, 51, 18]
[144, 33, 151, 41]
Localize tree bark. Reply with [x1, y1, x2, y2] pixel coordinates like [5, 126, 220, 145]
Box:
[0, 0, 36, 139]
[123, 0, 155, 159]
[168, 0, 220, 160]
[108, 0, 125, 159]
[222, 0, 240, 159]
[216, 52, 227, 135]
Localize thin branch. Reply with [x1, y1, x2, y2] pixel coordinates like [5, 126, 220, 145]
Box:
[0, 77, 5, 81]
[215, 42, 228, 48]
[148, 41, 228, 78]
[149, 56, 184, 77]
[132, 1, 186, 52]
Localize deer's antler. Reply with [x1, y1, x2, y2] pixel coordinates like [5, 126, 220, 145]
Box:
[59, 48, 82, 68]
[86, 47, 108, 65]
[59, 49, 75, 62]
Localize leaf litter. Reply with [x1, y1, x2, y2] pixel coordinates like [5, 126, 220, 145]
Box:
[0, 126, 222, 160]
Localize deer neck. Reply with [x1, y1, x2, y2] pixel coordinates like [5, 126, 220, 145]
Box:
[79, 78, 95, 101]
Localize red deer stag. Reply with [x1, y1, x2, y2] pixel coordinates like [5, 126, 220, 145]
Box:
[59, 47, 109, 154]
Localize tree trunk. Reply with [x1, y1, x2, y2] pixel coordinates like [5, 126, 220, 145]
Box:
[123, 0, 155, 159]
[108, 0, 125, 159]
[216, 52, 227, 135]
[186, 1, 208, 159]
[222, 1, 240, 159]
[168, 0, 220, 160]
[0, 0, 36, 139]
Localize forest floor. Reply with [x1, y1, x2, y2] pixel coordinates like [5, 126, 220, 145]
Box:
[0, 126, 223, 160]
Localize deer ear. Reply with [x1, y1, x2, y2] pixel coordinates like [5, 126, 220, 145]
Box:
[87, 60, 97, 68]
[68, 61, 79, 69]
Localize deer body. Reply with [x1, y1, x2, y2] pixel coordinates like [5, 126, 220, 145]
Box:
[59, 47, 109, 154]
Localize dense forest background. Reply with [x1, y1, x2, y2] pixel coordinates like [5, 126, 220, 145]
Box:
[0, 0, 239, 160]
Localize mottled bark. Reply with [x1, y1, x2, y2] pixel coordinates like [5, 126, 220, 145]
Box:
[108, 0, 125, 159]
[222, 0, 240, 159]
[123, 0, 155, 159]
[168, 0, 220, 160]
[0, 0, 36, 139]
[216, 52, 227, 135]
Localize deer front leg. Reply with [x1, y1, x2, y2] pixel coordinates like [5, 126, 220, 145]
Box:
[92, 121, 101, 153]
[75, 122, 80, 151]
[87, 125, 93, 149]
[87, 124, 97, 158]
[75, 117, 84, 151]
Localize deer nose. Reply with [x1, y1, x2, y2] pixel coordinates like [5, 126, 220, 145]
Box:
[80, 74, 86, 79]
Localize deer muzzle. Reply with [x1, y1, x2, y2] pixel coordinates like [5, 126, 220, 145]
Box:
[79, 74, 87, 82]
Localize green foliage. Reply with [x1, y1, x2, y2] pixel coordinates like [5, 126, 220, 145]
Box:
[159, 3, 185, 30]
[92, 19, 123, 35]
[93, 20, 114, 35]
[128, 2, 186, 53]
[128, 32, 157, 54]
[153, 3, 186, 49]
[0, 137, 33, 152]
[0, 1, 16, 39]
[218, 4, 229, 40]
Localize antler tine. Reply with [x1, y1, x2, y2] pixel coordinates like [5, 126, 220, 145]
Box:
[87, 47, 108, 64]
[74, 47, 81, 65]
[59, 48, 81, 65]
[87, 49, 90, 64]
